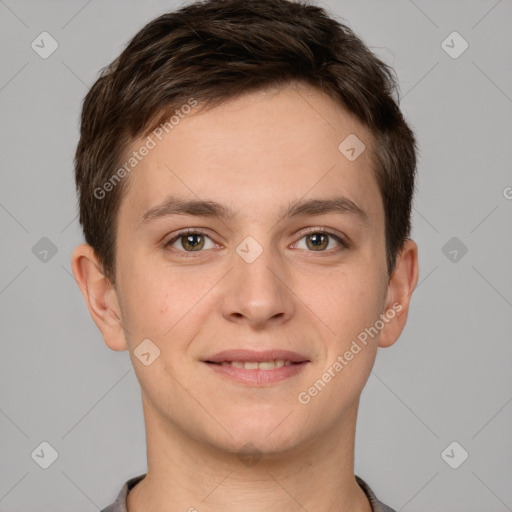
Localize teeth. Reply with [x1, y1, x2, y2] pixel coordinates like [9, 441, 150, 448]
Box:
[218, 360, 296, 369]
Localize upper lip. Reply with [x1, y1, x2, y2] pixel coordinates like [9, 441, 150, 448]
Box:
[204, 349, 310, 363]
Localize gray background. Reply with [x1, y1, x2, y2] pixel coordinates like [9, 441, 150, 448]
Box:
[0, 0, 511, 510]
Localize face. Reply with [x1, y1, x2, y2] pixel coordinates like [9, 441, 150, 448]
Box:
[101, 83, 401, 455]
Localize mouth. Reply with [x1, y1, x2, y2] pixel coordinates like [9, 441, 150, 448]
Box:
[202, 349, 310, 386]
[206, 359, 301, 369]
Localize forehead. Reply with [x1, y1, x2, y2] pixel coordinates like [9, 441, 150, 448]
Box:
[118, 83, 382, 227]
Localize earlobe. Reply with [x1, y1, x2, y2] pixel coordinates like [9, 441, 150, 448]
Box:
[378, 239, 419, 348]
[71, 243, 128, 351]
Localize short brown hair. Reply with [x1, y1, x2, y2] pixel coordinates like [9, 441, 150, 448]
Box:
[74, 0, 417, 285]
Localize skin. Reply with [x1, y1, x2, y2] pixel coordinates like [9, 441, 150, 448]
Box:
[72, 82, 418, 512]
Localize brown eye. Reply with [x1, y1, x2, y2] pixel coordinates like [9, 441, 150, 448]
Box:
[295, 231, 347, 252]
[165, 231, 215, 252]
[306, 233, 329, 251]
[180, 233, 205, 251]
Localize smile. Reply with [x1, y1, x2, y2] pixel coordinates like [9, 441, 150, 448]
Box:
[203, 360, 309, 385]
[210, 360, 296, 369]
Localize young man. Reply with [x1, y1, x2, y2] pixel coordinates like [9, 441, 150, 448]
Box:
[71, 0, 419, 510]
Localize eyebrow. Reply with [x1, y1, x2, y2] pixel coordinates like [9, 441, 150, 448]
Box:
[138, 195, 370, 228]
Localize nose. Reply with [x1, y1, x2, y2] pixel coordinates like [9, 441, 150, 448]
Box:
[220, 239, 295, 329]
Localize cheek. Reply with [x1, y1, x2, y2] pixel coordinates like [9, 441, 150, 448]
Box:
[119, 261, 213, 344]
[115, 259, 172, 345]
[307, 267, 385, 337]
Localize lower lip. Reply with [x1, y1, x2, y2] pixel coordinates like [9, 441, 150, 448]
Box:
[203, 361, 309, 385]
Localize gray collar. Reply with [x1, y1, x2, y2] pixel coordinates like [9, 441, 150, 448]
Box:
[101, 473, 397, 512]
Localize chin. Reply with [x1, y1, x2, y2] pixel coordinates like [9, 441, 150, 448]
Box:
[210, 415, 305, 456]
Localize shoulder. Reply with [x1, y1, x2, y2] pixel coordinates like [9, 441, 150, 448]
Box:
[355, 475, 398, 512]
[100, 474, 147, 512]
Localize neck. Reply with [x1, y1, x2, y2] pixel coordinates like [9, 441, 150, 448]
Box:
[127, 394, 372, 512]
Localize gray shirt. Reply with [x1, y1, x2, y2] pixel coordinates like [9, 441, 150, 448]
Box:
[100, 473, 397, 512]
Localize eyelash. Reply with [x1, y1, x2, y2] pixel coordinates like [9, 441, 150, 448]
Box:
[163, 227, 350, 257]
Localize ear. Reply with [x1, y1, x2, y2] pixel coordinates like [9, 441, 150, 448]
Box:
[378, 238, 419, 348]
[71, 243, 128, 351]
